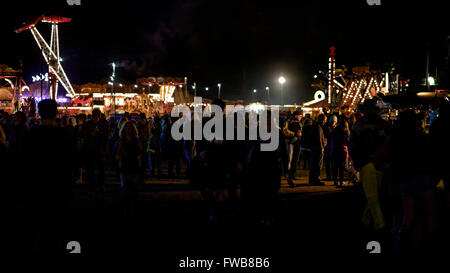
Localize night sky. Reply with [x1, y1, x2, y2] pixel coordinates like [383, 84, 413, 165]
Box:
[1, 0, 448, 103]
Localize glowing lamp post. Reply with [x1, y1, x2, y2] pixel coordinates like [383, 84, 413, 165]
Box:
[278, 76, 286, 105]
[218, 83, 221, 98]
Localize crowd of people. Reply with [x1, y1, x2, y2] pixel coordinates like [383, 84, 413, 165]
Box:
[0, 97, 449, 254]
[282, 108, 357, 188]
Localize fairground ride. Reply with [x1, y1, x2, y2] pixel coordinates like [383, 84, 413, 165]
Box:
[0, 64, 31, 113]
[308, 47, 403, 111]
[15, 15, 77, 99]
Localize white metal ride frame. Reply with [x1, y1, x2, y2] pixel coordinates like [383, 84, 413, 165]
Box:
[30, 25, 76, 98]
[17, 16, 76, 98]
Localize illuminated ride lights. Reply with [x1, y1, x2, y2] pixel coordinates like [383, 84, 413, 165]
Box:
[303, 90, 326, 106]
[343, 81, 356, 104]
[351, 80, 366, 105]
[328, 47, 336, 105]
[16, 15, 76, 98]
[361, 77, 374, 103]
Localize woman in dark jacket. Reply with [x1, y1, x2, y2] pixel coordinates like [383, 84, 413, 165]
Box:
[331, 119, 350, 187]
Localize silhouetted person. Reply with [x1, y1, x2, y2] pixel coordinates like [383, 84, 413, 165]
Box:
[323, 115, 337, 181]
[110, 116, 128, 175]
[242, 111, 282, 225]
[189, 98, 244, 224]
[283, 111, 302, 187]
[29, 98, 36, 118]
[352, 100, 391, 252]
[168, 117, 184, 178]
[8, 112, 28, 167]
[0, 111, 12, 137]
[308, 114, 327, 185]
[277, 117, 289, 182]
[390, 110, 437, 253]
[331, 119, 350, 187]
[81, 108, 108, 194]
[8, 111, 28, 156]
[116, 120, 145, 218]
[300, 118, 313, 170]
[136, 113, 150, 171]
[148, 116, 162, 177]
[22, 99, 73, 254]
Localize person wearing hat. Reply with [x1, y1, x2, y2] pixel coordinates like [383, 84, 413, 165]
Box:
[283, 110, 303, 187]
